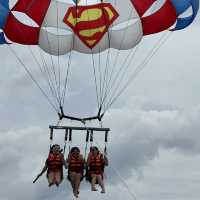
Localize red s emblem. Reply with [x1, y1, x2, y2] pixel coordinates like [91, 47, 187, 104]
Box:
[63, 3, 119, 48]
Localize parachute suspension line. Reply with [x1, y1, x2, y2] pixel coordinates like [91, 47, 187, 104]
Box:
[96, 7, 105, 106]
[90, 129, 94, 148]
[7, 0, 61, 109]
[7, 45, 59, 113]
[88, 0, 113, 116]
[43, 20, 62, 107]
[97, 46, 103, 106]
[104, 129, 108, 154]
[103, 3, 173, 112]
[61, 39, 73, 107]
[100, 43, 112, 108]
[100, 7, 137, 110]
[84, 129, 90, 161]
[105, 33, 170, 111]
[37, 1, 60, 108]
[49, 118, 61, 150]
[100, 49, 111, 110]
[30, 1, 61, 107]
[30, 47, 61, 109]
[63, 129, 68, 156]
[102, 8, 135, 89]
[61, 1, 78, 108]
[91, 52, 101, 109]
[99, 0, 112, 107]
[105, 32, 172, 112]
[84, 0, 100, 109]
[21, 0, 62, 109]
[102, 44, 140, 108]
[37, 47, 61, 108]
[110, 165, 137, 200]
[96, 119, 108, 156]
[96, 1, 106, 104]
[24, 44, 61, 109]
[56, 0, 62, 106]
[100, 16, 135, 114]
[83, 121, 103, 161]
[26, 0, 61, 106]
[104, 34, 162, 110]
[95, 136, 136, 200]
[95, 120, 109, 155]
[101, 44, 140, 109]
[30, 46, 60, 106]
[68, 128, 72, 152]
[50, 127, 53, 149]
[82, 121, 93, 161]
[61, 24, 76, 107]
[96, 119, 108, 155]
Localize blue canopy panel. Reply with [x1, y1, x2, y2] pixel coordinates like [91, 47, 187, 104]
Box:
[0, 0, 9, 9]
[0, 32, 8, 44]
[171, 0, 199, 30]
[0, 0, 10, 44]
[72, 0, 81, 5]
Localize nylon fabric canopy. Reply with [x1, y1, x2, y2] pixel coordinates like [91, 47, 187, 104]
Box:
[0, 0, 198, 122]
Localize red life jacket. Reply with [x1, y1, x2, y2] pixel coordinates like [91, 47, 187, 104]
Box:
[89, 153, 104, 175]
[47, 153, 63, 172]
[68, 154, 84, 173]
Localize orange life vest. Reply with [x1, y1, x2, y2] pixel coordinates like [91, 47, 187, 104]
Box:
[68, 154, 84, 173]
[47, 153, 63, 172]
[89, 153, 104, 175]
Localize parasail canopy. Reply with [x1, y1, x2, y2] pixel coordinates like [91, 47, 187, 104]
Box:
[0, 0, 199, 123]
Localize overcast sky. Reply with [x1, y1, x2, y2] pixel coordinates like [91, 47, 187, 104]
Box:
[1, 1, 200, 200]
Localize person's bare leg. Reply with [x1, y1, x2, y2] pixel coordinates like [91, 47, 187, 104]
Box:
[74, 173, 81, 198]
[55, 171, 62, 187]
[48, 172, 55, 187]
[91, 174, 97, 191]
[97, 175, 105, 193]
[69, 172, 76, 197]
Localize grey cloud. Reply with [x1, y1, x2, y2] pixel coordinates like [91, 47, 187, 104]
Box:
[1, 96, 199, 199]
[104, 98, 200, 180]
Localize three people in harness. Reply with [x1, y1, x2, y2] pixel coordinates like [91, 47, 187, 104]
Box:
[34, 144, 108, 198]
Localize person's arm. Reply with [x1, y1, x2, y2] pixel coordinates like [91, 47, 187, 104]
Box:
[79, 154, 85, 169]
[66, 153, 71, 168]
[39, 160, 48, 175]
[80, 154, 84, 162]
[33, 160, 48, 183]
[86, 153, 91, 166]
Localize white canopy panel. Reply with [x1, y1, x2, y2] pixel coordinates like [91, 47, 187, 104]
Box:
[39, 0, 143, 55]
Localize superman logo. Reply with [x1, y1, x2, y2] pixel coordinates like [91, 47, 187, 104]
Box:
[63, 3, 119, 49]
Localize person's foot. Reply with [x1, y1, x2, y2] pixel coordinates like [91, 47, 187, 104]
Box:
[56, 183, 59, 187]
[73, 191, 79, 198]
[92, 187, 97, 191]
[48, 183, 54, 187]
[101, 190, 106, 193]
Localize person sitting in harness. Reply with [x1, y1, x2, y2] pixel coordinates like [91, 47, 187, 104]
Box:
[86, 146, 108, 193]
[67, 147, 84, 198]
[34, 144, 67, 187]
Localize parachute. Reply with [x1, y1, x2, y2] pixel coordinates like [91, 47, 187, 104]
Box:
[0, 0, 199, 123]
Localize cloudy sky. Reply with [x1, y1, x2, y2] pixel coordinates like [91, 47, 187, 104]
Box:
[0, 1, 200, 200]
